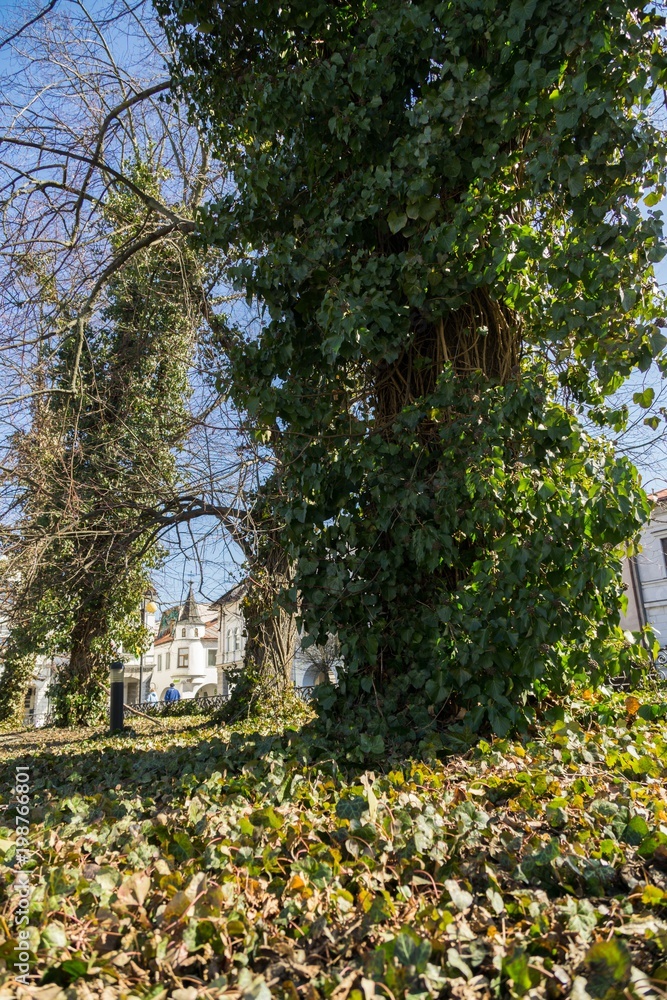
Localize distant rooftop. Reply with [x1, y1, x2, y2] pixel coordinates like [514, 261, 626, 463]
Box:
[211, 581, 247, 608]
[156, 583, 218, 639]
[178, 582, 204, 625]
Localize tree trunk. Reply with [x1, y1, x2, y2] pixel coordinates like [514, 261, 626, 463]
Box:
[50, 616, 109, 727]
[221, 527, 301, 720]
[0, 645, 36, 729]
[363, 290, 522, 694]
[374, 291, 519, 429]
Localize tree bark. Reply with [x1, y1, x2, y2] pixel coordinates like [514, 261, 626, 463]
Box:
[50, 615, 109, 727]
[221, 527, 301, 720]
[0, 646, 36, 729]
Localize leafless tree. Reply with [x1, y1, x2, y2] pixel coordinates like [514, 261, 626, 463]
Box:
[0, 0, 300, 723]
[301, 635, 341, 686]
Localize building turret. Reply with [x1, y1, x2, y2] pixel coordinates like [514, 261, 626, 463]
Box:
[178, 582, 205, 626]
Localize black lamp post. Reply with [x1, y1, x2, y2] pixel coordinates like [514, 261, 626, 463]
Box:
[110, 659, 125, 731]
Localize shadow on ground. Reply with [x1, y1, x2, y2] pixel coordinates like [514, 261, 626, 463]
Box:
[0, 711, 447, 812]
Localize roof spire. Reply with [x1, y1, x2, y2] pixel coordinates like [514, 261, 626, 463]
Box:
[178, 581, 204, 625]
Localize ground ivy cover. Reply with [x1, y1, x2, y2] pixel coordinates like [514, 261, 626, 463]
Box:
[1, 688, 667, 1000]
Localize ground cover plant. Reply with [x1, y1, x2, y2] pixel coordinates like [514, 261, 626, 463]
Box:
[1, 686, 667, 999]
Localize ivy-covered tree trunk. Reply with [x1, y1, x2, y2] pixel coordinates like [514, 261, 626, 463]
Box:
[222, 528, 301, 720]
[375, 294, 519, 427]
[161, 0, 665, 736]
[0, 644, 37, 729]
[49, 615, 110, 728]
[361, 293, 522, 689]
[2, 165, 203, 727]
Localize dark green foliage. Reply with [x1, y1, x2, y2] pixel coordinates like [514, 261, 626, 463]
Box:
[297, 370, 651, 736]
[158, 0, 667, 731]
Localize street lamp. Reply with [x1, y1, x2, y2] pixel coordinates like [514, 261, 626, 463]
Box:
[139, 595, 158, 704]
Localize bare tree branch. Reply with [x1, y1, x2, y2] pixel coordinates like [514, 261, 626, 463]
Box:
[0, 0, 58, 51]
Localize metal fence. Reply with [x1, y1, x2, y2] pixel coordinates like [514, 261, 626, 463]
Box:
[19, 685, 322, 728]
[656, 648, 667, 680]
[128, 685, 319, 715]
[126, 693, 230, 716]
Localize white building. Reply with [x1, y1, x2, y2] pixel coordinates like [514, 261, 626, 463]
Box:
[212, 582, 339, 695]
[143, 584, 219, 702]
[211, 582, 246, 697]
[621, 488, 667, 651]
[18, 584, 221, 720]
[21, 654, 66, 726]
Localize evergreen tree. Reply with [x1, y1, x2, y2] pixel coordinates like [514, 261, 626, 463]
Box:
[158, 0, 665, 735]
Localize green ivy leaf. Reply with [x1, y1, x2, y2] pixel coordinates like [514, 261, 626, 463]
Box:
[584, 939, 632, 998]
[393, 930, 431, 970]
[335, 795, 367, 820]
[632, 387, 655, 408]
[387, 211, 407, 234]
[621, 815, 649, 845]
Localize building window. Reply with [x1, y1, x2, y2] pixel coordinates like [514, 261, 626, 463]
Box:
[208, 649, 217, 667]
[182, 628, 186, 638]
[662, 537, 667, 575]
[194, 628, 199, 637]
[178, 648, 189, 668]
[233, 627, 240, 652]
[165, 652, 170, 670]
[227, 628, 231, 653]
[157, 655, 162, 671]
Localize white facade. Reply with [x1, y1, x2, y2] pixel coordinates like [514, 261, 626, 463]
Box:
[22, 654, 66, 726]
[621, 491, 667, 650]
[212, 582, 339, 694]
[142, 585, 219, 702]
[212, 583, 246, 697]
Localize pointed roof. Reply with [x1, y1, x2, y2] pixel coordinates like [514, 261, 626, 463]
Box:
[178, 582, 205, 625]
[210, 581, 248, 608]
